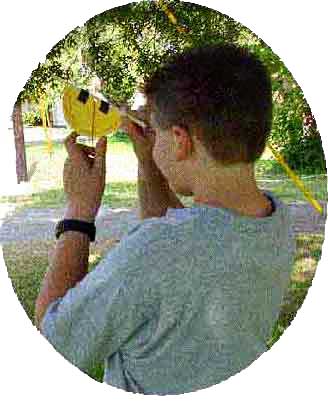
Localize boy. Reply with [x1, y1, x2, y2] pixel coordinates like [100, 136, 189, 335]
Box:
[36, 45, 296, 395]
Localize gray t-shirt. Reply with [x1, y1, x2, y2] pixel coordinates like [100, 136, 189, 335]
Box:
[41, 191, 296, 395]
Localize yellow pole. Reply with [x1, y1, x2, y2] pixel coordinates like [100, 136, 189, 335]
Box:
[40, 98, 53, 155]
[45, 104, 53, 155]
[91, 97, 96, 146]
[157, 0, 189, 33]
[267, 143, 323, 214]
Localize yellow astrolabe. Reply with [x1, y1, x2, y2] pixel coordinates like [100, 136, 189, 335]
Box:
[62, 86, 122, 138]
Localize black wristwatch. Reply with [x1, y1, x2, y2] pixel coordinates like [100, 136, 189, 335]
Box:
[55, 219, 96, 242]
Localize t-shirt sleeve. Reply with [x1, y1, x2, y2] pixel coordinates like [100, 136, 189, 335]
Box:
[40, 224, 158, 372]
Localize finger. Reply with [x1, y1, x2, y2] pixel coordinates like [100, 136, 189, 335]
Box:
[93, 136, 107, 173]
[64, 132, 80, 156]
[124, 121, 143, 140]
[64, 132, 91, 164]
[65, 133, 97, 163]
[127, 122, 146, 138]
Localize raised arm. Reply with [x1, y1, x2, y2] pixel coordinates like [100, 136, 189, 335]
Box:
[138, 159, 184, 220]
[35, 133, 107, 329]
[123, 122, 184, 220]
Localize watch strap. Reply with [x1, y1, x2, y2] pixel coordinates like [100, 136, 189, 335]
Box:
[55, 219, 96, 242]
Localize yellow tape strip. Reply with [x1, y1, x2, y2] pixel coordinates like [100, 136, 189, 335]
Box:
[268, 143, 323, 214]
[91, 97, 96, 146]
[157, 0, 188, 33]
[40, 98, 53, 155]
[156, 0, 324, 215]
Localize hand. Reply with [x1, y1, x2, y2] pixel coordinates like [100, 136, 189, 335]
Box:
[63, 132, 107, 222]
[123, 121, 156, 163]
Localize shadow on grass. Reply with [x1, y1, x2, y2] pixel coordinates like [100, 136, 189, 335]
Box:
[256, 160, 328, 203]
[294, 234, 323, 263]
[3, 178, 326, 212]
[255, 158, 327, 178]
[267, 233, 324, 348]
[255, 159, 287, 177]
[27, 161, 39, 181]
[0, 182, 139, 210]
[2, 238, 119, 382]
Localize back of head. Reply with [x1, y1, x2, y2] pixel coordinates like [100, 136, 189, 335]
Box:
[144, 44, 272, 166]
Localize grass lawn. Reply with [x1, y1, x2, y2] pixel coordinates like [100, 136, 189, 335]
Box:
[1, 133, 327, 209]
[3, 238, 117, 382]
[3, 232, 324, 382]
[1, 131, 139, 209]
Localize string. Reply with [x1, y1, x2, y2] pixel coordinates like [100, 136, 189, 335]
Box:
[40, 97, 53, 155]
[91, 97, 96, 146]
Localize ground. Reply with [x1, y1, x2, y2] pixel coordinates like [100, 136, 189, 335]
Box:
[0, 128, 326, 381]
[0, 199, 326, 246]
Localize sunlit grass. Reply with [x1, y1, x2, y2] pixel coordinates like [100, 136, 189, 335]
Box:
[1, 142, 326, 210]
[2, 238, 116, 381]
[266, 233, 323, 348]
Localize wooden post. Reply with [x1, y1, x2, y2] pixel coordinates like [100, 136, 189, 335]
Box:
[12, 101, 28, 183]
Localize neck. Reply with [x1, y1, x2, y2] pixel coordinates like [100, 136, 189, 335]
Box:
[191, 165, 272, 217]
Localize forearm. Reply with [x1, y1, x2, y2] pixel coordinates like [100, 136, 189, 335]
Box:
[138, 160, 184, 220]
[35, 211, 91, 329]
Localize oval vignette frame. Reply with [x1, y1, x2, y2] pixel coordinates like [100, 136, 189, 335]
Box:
[0, 1, 327, 403]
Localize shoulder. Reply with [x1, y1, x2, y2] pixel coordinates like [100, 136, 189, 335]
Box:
[100, 216, 176, 275]
[123, 216, 175, 247]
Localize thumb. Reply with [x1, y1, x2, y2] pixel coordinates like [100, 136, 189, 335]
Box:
[94, 136, 107, 172]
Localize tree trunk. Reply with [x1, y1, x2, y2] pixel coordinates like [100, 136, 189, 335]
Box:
[12, 101, 28, 183]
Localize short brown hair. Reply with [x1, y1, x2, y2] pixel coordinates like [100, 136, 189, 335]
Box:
[144, 45, 272, 165]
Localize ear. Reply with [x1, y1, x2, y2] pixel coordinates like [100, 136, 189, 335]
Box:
[172, 125, 193, 161]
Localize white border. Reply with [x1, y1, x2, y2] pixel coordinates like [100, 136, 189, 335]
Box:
[0, 1, 327, 403]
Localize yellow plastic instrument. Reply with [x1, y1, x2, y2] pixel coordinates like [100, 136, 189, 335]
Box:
[63, 86, 122, 138]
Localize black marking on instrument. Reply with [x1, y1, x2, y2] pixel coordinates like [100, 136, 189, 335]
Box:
[78, 89, 89, 104]
[99, 100, 110, 114]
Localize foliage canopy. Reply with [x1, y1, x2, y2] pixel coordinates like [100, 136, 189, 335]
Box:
[19, 0, 326, 173]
